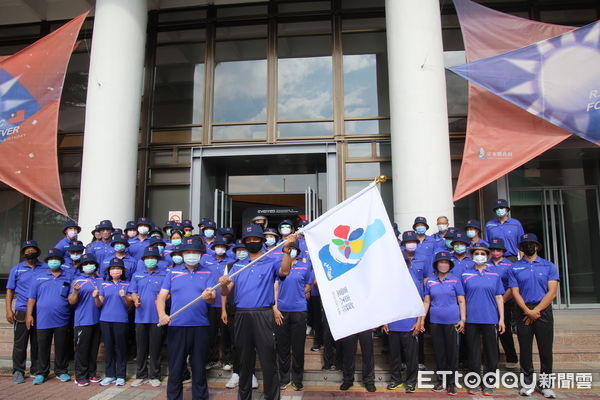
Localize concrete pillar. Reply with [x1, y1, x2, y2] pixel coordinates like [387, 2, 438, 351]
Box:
[385, 0, 454, 231]
[78, 0, 147, 234]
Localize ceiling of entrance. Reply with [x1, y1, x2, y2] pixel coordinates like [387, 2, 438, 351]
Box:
[203, 152, 327, 176]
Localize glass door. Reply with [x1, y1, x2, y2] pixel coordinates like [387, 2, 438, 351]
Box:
[214, 189, 232, 228]
[304, 186, 319, 222]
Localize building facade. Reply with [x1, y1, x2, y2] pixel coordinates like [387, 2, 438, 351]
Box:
[0, 0, 599, 308]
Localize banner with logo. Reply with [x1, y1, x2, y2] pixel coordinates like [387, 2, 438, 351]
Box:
[303, 182, 424, 340]
[451, 0, 573, 201]
[0, 12, 88, 216]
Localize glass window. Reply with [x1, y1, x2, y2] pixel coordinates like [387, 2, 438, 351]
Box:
[59, 52, 89, 133]
[153, 41, 205, 127]
[343, 32, 389, 118]
[539, 8, 597, 25]
[375, 142, 391, 158]
[278, 2, 331, 14]
[278, 122, 333, 138]
[341, 0, 384, 9]
[278, 20, 331, 36]
[446, 69, 468, 115]
[0, 189, 25, 274]
[148, 186, 190, 226]
[216, 25, 267, 40]
[212, 124, 266, 140]
[346, 162, 385, 179]
[150, 168, 190, 184]
[347, 142, 372, 158]
[151, 150, 175, 166]
[229, 174, 317, 194]
[31, 189, 80, 255]
[442, 28, 464, 51]
[344, 120, 390, 135]
[158, 9, 207, 24]
[341, 17, 386, 31]
[157, 29, 206, 44]
[277, 35, 333, 124]
[217, 5, 268, 18]
[213, 38, 267, 126]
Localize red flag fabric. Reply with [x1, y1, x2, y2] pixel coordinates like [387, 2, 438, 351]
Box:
[452, 0, 573, 201]
[0, 12, 88, 216]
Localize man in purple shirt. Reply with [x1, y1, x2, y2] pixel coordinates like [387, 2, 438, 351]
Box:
[485, 199, 525, 261]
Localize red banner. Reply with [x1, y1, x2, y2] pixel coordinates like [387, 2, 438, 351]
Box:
[452, 0, 573, 201]
[0, 12, 88, 216]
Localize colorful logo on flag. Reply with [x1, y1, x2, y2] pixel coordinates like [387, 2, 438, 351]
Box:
[318, 219, 385, 281]
[0, 68, 41, 144]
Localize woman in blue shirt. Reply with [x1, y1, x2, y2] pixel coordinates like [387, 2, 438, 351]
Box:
[68, 253, 104, 387]
[99, 259, 132, 387]
[462, 245, 505, 396]
[423, 251, 465, 396]
[273, 242, 312, 391]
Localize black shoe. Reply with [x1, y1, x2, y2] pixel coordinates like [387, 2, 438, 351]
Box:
[310, 344, 322, 351]
[405, 384, 416, 393]
[280, 381, 291, 390]
[365, 383, 376, 392]
[432, 383, 445, 392]
[387, 382, 403, 390]
[291, 382, 303, 391]
[340, 382, 353, 391]
[447, 385, 457, 396]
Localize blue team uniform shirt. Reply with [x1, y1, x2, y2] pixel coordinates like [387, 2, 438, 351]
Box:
[415, 235, 436, 262]
[488, 259, 513, 303]
[70, 275, 104, 326]
[129, 237, 151, 260]
[461, 266, 505, 324]
[277, 259, 312, 313]
[161, 264, 214, 327]
[132, 258, 169, 276]
[485, 217, 525, 257]
[100, 254, 137, 281]
[425, 272, 464, 325]
[128, 268, 167, 324]
[508, 256, 559, 304]
[450, 254, 474, 278]
[229, 256, 283, 309]
[404, 252, 432, 282]
[99, 281, 130, 323]
[55, 237, 74, 263]
[6, 261, 49, 311]
[28, 269, 72, 329]
[201, 254, 235, 308]
[433, 232, 452, 253]
[388, 264, 423, 332]
[88, 241, 114, 266]
[468, 238, 489, 248]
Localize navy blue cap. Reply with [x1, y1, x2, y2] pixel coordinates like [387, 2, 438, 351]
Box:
[149, 237, 166, 246]
[107, 257, 125, 269]
[444, 227, 457, 240]
[170, 222, 183, 234]
[465, 219, 481, 231]
[489, 238, 506, 251]
[112, 228, 123, 236]
[210, 236, 230, 249]
[519, 233, 542, 248]
[163, 220, 175, 230]
[297, 219, 308, 228]
[125, 220, 137, 231]
[181, 219, 194, 229]
[242, 224, 265, 240]
[278, 219, 294, 229]
[67, 240, 85, 252]
[494, 199, 510, 210]
[392, 222, 400, 237]
[180, 237, 206, 252]
[111, 234, 130, 247]
[203, 220, 217, 230]
[232, 239, 246, 250]
[412, 216, 429, 230]
[264, 227, 280, 237]
[136, 217, 153, 227]
[63, 220, 81, 233]
[98, 220, 114, 231]
[142, 246, 161, 258]
[149, 225, 162, 235]
[198, 217, 210, 227]
[469, 243, 490, 255]
[451, 231, 469, 245]
[218, 227, 235, 237]
[170, 245, 182, 254]
[91, 224, 100, 234]
[80, 253, 98, 266]
[401, 230, 418, 244]
[44, 248, 65, 262]
[21, 240, 40, 253]
[433, 251, 454, 270]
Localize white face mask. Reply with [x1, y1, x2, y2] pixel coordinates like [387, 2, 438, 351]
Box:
[138, 226, 149, 235]
[214, 247, 226, 256]
[404, 242, 417, 252]
[289, 249, 298, 259]
[473, 254, 488, 265]
[437, 224, 448, 232]
[280, 226, 292, 236]
[183, 253, 201, 265]
[66, 230, 78, 239]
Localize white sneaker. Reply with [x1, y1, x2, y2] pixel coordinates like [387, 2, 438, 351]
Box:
[130, 378, 146, 387]
[306, 325, 312, 335]
[541, 388, 556, 398]
[252, 374, 259, 389]
[222, 364, 233, 371]
[149, 379, 161, 387]
[519, 386, 535, 396]
[226, 373, 239, 389]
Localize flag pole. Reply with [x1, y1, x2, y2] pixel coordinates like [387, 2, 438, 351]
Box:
[374, 175, 388, 184]
[158, 229, 304, 326]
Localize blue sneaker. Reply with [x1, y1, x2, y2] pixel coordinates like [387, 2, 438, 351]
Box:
[57, 373, 71, 382]
[100, 377, 116, 386]
[115, 378, 125, 386]
[32, 375, 45, 385]
[13, 371, 25, 384]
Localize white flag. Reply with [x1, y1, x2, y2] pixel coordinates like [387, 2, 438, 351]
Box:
[303, 182, 424, 340]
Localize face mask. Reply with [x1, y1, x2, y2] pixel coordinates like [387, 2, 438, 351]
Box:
[172, 255, 183, 265]
[67, 230, 78, 239]
[138, 226, 149, 235]
[204, 229, 215, 238]
[70, 253, 82, 261]
[437, 224, 448, 232]
[144, 258, 158, 269]
[265, 237, 276, 247]
[454, 244, 467, 254]
[415, 226, 427, 235]
[25, 252, 39, 260]
[245, 242, 263, 254]
[165, 229, 172, 236]
[109, 269, 122, 279]
[82, 264, 96, 274]
[522, 243, 537, 257]
[215, 247, 226, 256]
[171, 239, 182, 246]
[466, 230, 477, 239]
[473, 254, 488, 265]
[48, 260, 62, 270]
[445, 239, 453, 249]
[496, 208, 508, 217]
[184, 232, 192, 237]
[404, 242, 417, 252]
[114, 243, 126, 252]
[437, 263, 450, 274]
[236, 250, 249, 260]
[289, 249, 298, 259]
[157, 245, 164, 254]
[183, 253, 201, 265]
[280, 226, 292, 236]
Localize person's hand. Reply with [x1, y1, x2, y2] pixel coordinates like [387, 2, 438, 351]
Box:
[25, 315, 34, 330]
[526, 308, 541, 320]
[202, 288, 216, 302]
[92, 289, 99, 298]
[455, 320, 465, 333]
[6, 309, 15, 324]
[498, 320, 506, 334]
[523, 315, 534, 325]
[411, 322, 421, 337]
[221, 311, 228, 325]
[219, 275, 232, 287]
[72, 282, 81, 292]
[274, 308, 284, 326]
[158, 314, 171, 326]
[134, 297, 141, 308]
[305, 291, 310, 300]
[284, 233, 299, 248]
[119, 288, 126, 297]
[382, 324, 389, 334]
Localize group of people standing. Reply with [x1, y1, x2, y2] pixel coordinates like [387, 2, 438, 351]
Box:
[4, 198, 559, 399]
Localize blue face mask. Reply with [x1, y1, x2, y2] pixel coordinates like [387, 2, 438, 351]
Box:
[70, 253, 82, 261]
[265, 237, 276, 247]
[172, 255, 183, 265]
[114, 243, 126, 252]
[165, 229, 172, 236]
[204, 229, 215, 238]
[151, 234, 161, 239]
[144, 258, 158, 269]
[289, 249, 298, 259]
[415, 226, 427, 235]
[236, 250, 248, 260]
[445, 239, 453, 249]
[466, 230, 477, 239]
[48, 259, 62, 270]
[157, 245, 164, 254]
[496, 208, 508, 217]
[82, 264, 96, 274]
[171, 239, 182, 246]
[454, 244, 467, 254]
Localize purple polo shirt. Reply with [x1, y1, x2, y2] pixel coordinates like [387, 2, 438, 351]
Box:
[388, 263, 423, 332]
[229, 256, 282, 309]
[461, 266, 505, 324]
[128, 268, 167, 324]
[70, 275, 104, 327]
[450, 254, 474, 278]
[425, 272, 464, 325]
[277, 259, 312, 313]
[6, 261, 49, 311]
[489, 259, 513, 303]
[508, 256, 559, 304]
[28, 269, 72, 329]
[99, 281, 130, 323]
[201, 254, 235, 308]
[485, 217, 525, 257]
